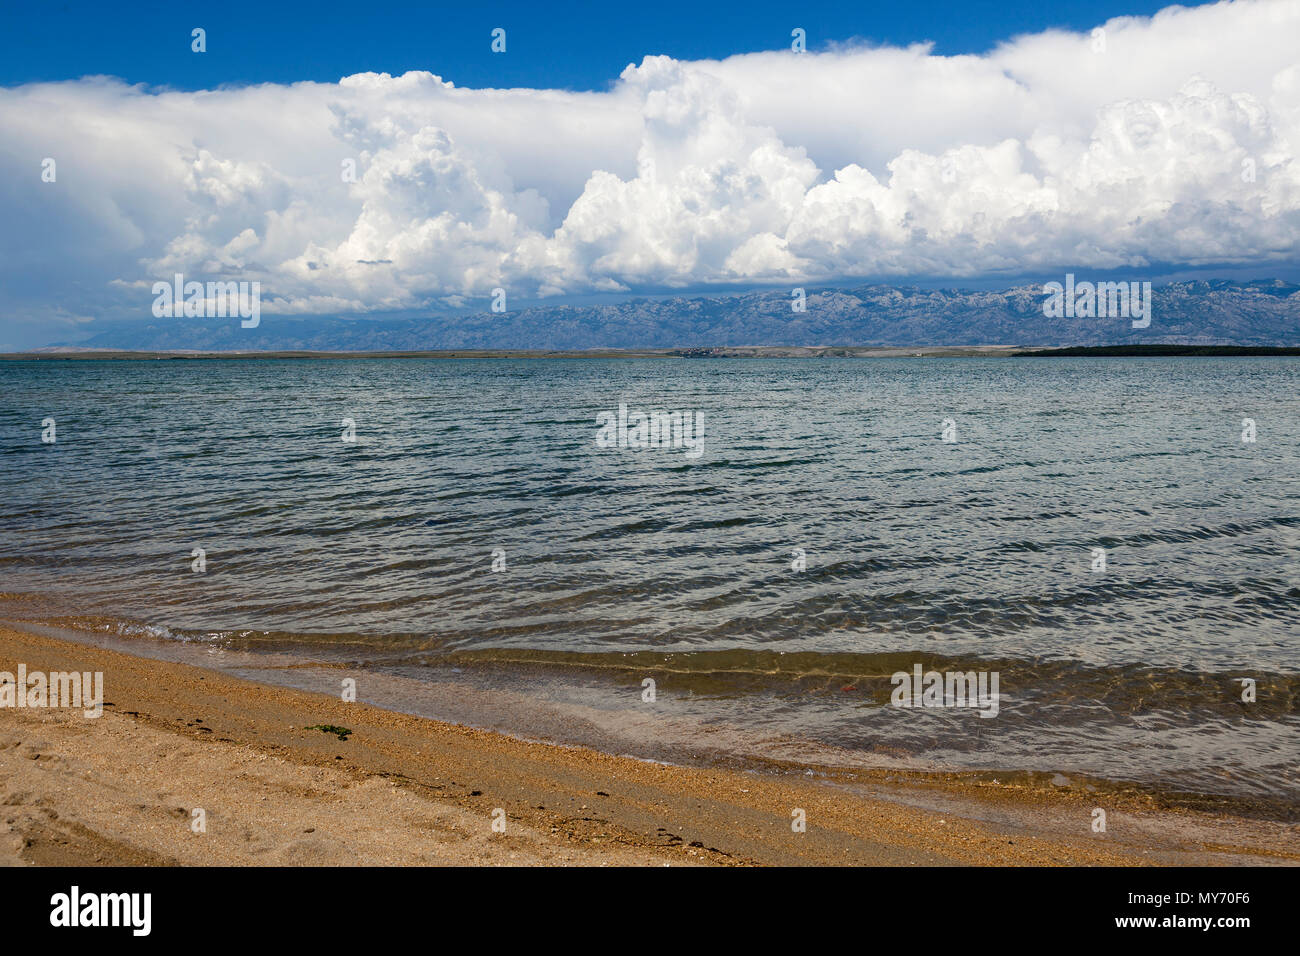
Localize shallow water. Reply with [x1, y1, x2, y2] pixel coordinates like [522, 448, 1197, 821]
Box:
[1, 357, 1297, 809]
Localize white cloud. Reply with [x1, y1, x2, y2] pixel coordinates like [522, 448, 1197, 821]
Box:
[0, 0, 1297, 342]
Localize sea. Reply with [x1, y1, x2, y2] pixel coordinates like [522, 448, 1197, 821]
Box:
[1, 356, 1296, 815]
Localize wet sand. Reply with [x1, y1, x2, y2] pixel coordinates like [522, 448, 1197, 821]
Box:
[0, 624, 1295, 866]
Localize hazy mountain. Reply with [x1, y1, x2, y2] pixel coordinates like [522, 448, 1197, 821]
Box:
[63, 280, 1300, 352]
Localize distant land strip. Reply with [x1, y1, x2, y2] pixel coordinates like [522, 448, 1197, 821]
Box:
[2, 344, 1300, 360]
[1013, 344, 1300, 357]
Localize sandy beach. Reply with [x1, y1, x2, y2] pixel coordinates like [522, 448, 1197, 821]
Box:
[0, 624, 1294, 867]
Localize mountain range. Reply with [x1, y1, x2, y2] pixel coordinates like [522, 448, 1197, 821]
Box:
[54, 279, 1300, 352]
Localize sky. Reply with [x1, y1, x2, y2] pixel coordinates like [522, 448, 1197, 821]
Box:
[1, 0, 1206, 92]
[0, 0, 1297, 348]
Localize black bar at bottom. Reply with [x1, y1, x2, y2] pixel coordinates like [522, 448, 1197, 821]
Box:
[0, 865, 1282, 942]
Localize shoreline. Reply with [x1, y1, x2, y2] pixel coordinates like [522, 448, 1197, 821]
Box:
[9, 608, 1295, 823]
[1, 623, 1295, 866]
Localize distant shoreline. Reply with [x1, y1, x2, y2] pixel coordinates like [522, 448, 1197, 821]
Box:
[2, 344, 1299, 360]
[1014, 344, 1300, 357]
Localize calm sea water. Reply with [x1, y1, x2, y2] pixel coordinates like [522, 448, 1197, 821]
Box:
[1, 357, 1297, 811]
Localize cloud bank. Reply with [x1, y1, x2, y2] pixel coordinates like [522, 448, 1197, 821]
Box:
[1, 0, 1298, 345]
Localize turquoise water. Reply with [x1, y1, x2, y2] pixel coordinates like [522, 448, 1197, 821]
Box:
[2, 357, 1297, 809]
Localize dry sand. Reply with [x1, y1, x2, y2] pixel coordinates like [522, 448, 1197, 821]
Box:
[0, 624, 1295, 866]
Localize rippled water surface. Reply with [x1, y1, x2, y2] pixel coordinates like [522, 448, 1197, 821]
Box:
[1, 357, 1297, 810]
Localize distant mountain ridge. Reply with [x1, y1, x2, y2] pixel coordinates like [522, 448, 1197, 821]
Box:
[67, 279, 1300, 351]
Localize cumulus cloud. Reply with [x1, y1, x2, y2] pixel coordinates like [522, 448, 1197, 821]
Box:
[0, 0, 1297, 345]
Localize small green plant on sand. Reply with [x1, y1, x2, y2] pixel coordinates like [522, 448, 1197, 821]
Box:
[306, 724, 352, 741]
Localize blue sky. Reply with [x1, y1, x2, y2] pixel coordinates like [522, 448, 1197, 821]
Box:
[4, 0, 1195, 91]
